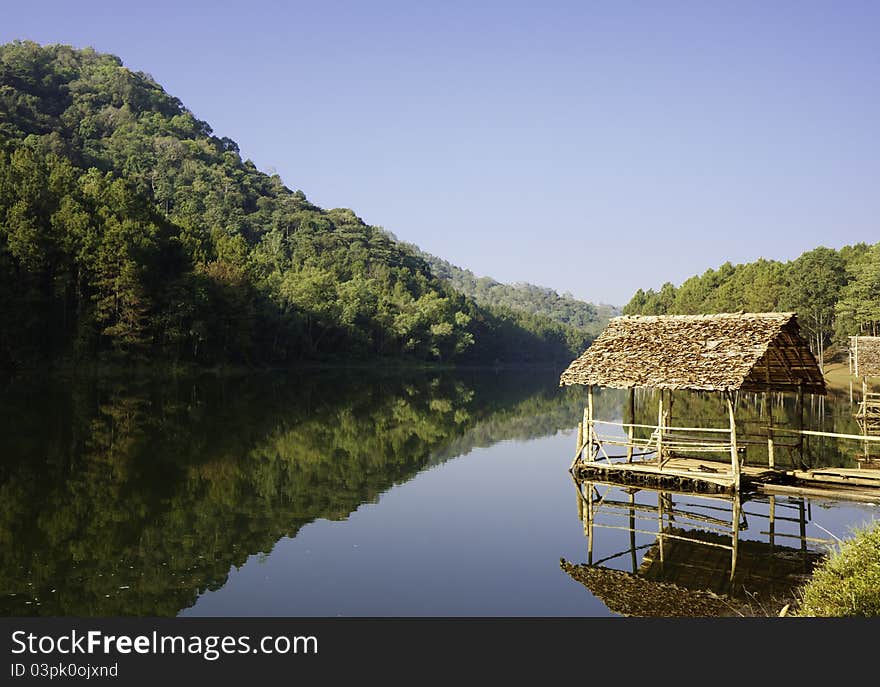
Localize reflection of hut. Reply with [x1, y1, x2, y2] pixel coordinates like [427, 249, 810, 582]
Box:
[561, 313, 826, 490]
[639, 528, 821, 600]
[567, 480, 830, 617]
[560, 560, 738, 617]
[561, 536, 822, 617]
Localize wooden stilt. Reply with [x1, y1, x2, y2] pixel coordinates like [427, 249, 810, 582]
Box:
[626, 387, 635, 463]
[769, 495, 776, 549]
[586, 484, 594, 565]
[854, 337, 859, 377]
[657, 390, 665, 468]
[657, 490, 665, 564]
[798, 498, 808, 571]
[586, 386, 594, 463]
[726, 391, 740, 489]
[797, 383, 805, 470]
[767, 407, 775, 469]
[730, 491, 740, 584]
[629, 490, 637, 574]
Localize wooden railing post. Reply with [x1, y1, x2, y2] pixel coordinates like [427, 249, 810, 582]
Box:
[576, 421, 583, 457]
[626, 387, 635, 463]
[657, 390, 664, 468]
[586, 385, 594, 462]
[797, 382, 805, 469]
[726, 391, 740, 489]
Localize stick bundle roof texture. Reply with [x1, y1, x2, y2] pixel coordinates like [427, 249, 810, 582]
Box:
[560, 312, 825, 394]
[851, 336, 880, 377]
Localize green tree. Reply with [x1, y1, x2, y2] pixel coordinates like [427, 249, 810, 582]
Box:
[780, 247, 847, 370]
[836, 243, 880, 337]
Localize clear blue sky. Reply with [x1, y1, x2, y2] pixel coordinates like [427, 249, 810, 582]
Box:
[4, 1, 879, 306]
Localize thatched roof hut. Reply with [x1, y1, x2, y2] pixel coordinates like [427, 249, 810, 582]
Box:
[851, 336, 880, 378]
[560, 312, 825, 395]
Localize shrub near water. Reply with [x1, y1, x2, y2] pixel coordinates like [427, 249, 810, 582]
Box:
[796, 523, 880, 617]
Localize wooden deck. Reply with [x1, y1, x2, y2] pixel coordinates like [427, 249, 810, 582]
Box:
[574, 455, 880, 503]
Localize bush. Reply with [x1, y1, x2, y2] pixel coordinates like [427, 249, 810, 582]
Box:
[796, 522, 880, 616]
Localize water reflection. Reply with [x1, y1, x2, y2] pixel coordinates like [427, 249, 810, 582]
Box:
[0, 368, 582, 616]
[622, 386, 880, 470]
[1, 370, 876, 618]
[562, 479, 837, 616]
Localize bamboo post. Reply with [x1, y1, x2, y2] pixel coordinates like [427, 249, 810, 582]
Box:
[854, 337, 859, 377]
[726, 391, 740, 489]
[769, 495, 776, 549]
[581, 405, 588, 465]
[730, 491, 740, 584]
[798, 498, 808, 571]
[767, 407, 775, 469]
[570, 418, 584, 472]
[586, 484, 594, 565]
[576, 482, 584, 522]
[796, 382, 805, 470]
[657, 390, 665, 468]
[626, 387, 635, 463]
[629, 490, 637, 574]
[657, 490, 665, 564]
[586, 385, 594, 463]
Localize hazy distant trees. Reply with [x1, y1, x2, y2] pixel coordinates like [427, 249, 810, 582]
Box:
[409, 247, 616, 336]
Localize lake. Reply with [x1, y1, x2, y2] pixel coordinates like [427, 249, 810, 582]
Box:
[1, 368, 877, 617]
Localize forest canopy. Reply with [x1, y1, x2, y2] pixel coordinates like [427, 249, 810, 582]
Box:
[0, 41, 600, 369]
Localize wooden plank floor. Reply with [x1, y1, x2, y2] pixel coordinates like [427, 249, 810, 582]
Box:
[574, 455, 880, 503]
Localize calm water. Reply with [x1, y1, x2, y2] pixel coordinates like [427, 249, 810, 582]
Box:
[0, 369, 876, 617]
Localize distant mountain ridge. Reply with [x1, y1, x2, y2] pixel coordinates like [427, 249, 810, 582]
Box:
[406, 246, 618, 336]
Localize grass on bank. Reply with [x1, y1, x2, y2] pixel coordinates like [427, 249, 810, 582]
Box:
[795, 521, 880, 617]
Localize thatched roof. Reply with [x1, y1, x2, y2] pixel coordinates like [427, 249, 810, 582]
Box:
[560, 312, 826, 394]
[851, 336, 880, 377]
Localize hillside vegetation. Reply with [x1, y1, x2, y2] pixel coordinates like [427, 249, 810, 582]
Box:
[0, 41, 595, 369]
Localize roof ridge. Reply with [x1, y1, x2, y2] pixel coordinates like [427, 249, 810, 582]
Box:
[613, 311, 795, 321]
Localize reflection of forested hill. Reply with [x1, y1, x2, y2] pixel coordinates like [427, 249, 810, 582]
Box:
[0, 368, 573, 616]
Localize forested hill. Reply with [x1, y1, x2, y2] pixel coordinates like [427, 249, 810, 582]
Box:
[622, 243, 880, 367]
[405, 247, 618, 336]
[0, 41, 592, 369]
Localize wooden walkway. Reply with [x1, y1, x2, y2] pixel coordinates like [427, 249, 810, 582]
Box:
[574, 455, 880, 503]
